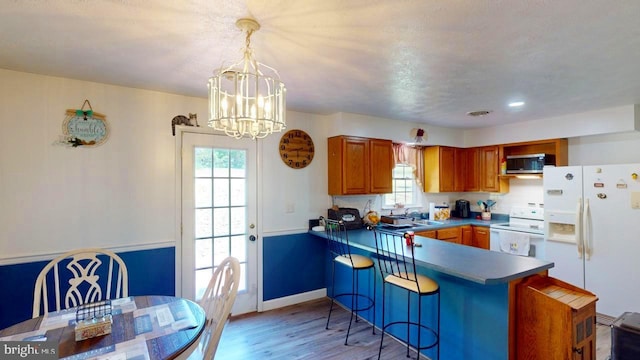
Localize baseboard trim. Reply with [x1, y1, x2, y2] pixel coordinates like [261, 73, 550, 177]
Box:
[261, 289, 327, 312]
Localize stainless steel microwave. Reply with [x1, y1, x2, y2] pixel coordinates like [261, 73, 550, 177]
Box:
[506, 153, 555, 174]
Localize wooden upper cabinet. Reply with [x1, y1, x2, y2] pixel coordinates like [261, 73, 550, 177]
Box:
[500, 138, 569, 172]
[423, 146, 464, 193]
[480, 145, 509, 193]
[327, 136, 392, 195]
[369, 138, 394, 193]
[464, 147, 481, 192]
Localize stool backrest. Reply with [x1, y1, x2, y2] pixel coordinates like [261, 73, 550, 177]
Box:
[371, 227, 421, 290]
[325, 219, 353, 261]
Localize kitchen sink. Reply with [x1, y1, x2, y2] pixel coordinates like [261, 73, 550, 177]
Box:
[380, 215, 414, 225]
[412, 219, 443, 226]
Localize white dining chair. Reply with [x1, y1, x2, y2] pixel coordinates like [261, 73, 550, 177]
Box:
[178, 256, 241, 360]
[32, 248, 128, 318]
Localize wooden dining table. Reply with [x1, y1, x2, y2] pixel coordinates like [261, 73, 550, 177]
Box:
[0, 295, 206, 360]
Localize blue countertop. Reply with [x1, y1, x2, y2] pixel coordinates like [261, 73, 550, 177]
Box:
[309, 226, 553, 285]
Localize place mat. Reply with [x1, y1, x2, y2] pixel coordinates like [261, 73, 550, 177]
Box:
[131, 300, 198, 341]
[59, 338, 150, 360]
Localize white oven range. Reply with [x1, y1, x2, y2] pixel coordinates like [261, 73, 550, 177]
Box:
[489, 206, 545, 259]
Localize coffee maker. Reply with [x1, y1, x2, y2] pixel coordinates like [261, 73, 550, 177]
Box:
[454, 199, 471, 218]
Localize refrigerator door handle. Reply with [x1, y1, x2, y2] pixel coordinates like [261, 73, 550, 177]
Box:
[584, 198, 592, 260]
[576, 198, 583, 259]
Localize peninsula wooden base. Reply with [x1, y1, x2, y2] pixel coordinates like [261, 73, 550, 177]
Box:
[516, 275, 598, 360]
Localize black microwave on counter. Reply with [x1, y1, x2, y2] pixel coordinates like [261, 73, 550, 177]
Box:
[506, 153, 555, 174]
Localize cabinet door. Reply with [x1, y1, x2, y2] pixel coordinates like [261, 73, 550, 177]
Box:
[328, 136, 370, 195]
[437, 227, 461, 244]
[369, 139, 393, 193]
[343, 137, 370, 194]
[440, 147, 456, 192]
[461, 225, 472, 246]
[480, 146, 500, 192]
[454, 148, 466, 192]
[464, 148, 481, 192]
[472, 226, 489, 249]
[415, 230, 436, 239]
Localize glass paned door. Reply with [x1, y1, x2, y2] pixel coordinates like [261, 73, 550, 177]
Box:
[181, 132, 257, 314]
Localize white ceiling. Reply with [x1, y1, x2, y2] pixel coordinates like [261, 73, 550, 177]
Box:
[2, 0, 640, 129]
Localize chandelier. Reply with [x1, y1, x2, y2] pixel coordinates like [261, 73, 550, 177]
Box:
[208, 18, 286, 139]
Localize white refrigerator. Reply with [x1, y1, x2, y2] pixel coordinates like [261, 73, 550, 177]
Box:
[543, 164, 640, 318]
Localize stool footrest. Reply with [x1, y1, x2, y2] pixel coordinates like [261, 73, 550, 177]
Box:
[332, 292, 375, 312]
[382, 321, 439, 350]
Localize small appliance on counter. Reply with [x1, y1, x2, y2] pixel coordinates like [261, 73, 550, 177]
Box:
[453, 199, 471, 218]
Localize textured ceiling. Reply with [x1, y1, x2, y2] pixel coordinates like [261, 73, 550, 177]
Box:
[2, 0, 640, 129]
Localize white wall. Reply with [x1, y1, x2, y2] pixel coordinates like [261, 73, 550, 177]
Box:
[3, 68, 640, 261]
[0, 69, 204, 259]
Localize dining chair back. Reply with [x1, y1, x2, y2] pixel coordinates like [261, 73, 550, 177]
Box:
[32, 248, 128, 318]
[178, 256, 241, 360]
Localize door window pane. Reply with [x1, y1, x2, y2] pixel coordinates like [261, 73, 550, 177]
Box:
[230, 235, 246, 262]
[213, 237, 230, 266]
[213, 149, 229, 177]
[195, 178, 212, 208]
[195, 238, 212, 269]
[230, 207, 246, 234]
[230, 179, 245, 206]
[195, 208, 212, 238]
[229, 150, 246, 178]
[195, 148, 213, 177]
[213, 178, 229, 207]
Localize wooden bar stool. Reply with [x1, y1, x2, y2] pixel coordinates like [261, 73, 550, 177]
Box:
[325, 219, 376, 345]
[371, 227, 440, 360]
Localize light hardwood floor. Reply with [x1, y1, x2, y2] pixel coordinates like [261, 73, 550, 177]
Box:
[217, 298, 612, 359]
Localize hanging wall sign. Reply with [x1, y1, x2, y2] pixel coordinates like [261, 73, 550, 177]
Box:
[61, 100, 109, 147]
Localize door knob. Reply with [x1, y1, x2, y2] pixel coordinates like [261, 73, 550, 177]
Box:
[249, 235, 256, 242]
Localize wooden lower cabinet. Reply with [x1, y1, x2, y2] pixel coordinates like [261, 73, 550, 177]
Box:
[436, 227, 461, 244]
[516, 275, 598, 360]
[472, 226, 490, 250]
[416, 227, 461, 244]
[415, 230, 436, 239]
[417, 226, 489, 248]
[461, 225, 472, 246]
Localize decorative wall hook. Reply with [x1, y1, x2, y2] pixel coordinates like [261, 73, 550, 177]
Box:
[56, 99, 109, 147]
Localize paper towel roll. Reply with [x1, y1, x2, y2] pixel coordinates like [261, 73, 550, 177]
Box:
[428, 202, 435, 221]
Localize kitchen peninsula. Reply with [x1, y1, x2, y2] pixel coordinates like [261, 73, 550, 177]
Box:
[309, 227, 554, 360]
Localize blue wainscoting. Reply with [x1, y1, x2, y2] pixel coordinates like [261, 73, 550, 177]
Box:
[327, 245, 510, 360]
[0, 247, 175, 329]
[263, 233, 326, 301]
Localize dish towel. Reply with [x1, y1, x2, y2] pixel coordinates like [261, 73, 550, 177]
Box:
[499, 232, 530, 256]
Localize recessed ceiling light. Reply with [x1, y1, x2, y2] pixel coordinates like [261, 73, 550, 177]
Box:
[508, 101, 525, 107]
[466, 110, 492, 117]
